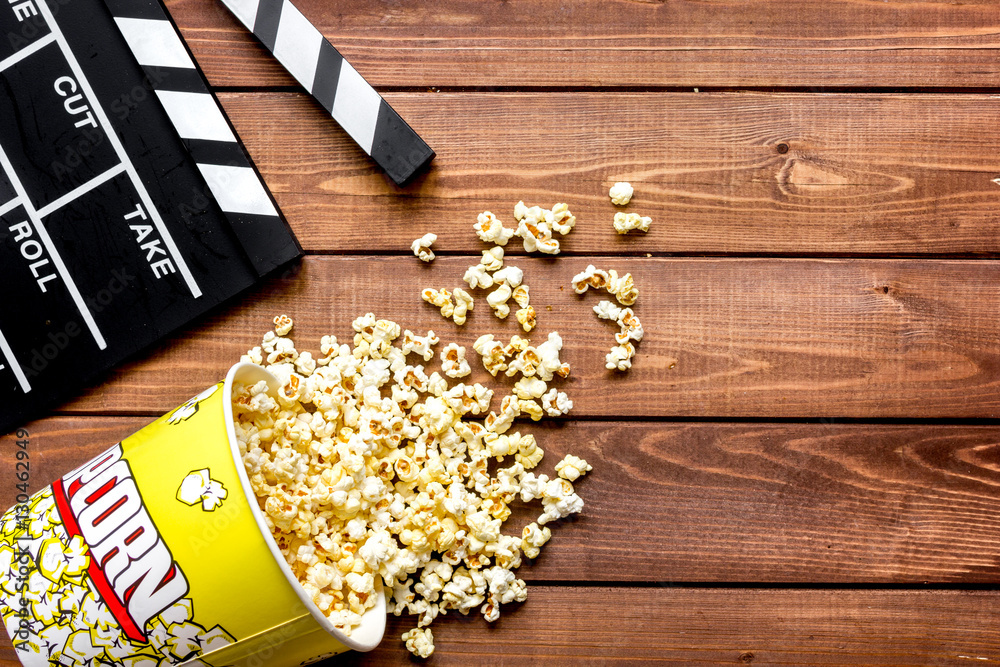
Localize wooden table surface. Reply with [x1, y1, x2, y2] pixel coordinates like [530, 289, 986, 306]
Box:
[5, 0, 1000, 664]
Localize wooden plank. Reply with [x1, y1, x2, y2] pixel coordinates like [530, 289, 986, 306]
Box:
[3, 587, 998, 665]
[346, 588, 1000, 666]
[165, 0, 1000, 89]
[217, 91, 1000, 255]
[42, 256, 1000, 419]
[4, 418, 1000, 583]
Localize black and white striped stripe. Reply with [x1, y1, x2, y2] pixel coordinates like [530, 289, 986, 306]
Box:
[220, 0, 434, 186]
[104, 0, 301, 277]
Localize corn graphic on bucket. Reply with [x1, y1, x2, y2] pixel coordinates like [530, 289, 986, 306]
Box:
[0, 363, 385, 666]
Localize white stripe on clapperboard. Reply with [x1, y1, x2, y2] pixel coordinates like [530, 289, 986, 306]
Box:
[271, 2, 321, 92]
[112, 17, 194, 69]
[33, 0, 203, 299]
[154, 91, 236, 142]
[332, 60, 380, 155]
[219, 0, 258, 32]
[0, 142, 108, 350]
[0, 328, 31, 393]
[196, 164, 277, 216]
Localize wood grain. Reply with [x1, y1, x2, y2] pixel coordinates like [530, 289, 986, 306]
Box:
[4, 587, 998, 665]
[344, 588, 1000, 666]
[45, 256, 1000, 419]
[216, 91, 1000, 255]
[6, 418, 1000, 583]
[165, 0, 1000, 89]
[1, 0, 996, 664]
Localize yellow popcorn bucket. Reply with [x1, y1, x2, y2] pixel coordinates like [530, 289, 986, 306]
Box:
[0, 363, 385, 666]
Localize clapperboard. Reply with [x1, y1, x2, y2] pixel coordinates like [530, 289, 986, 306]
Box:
[217, 0, 435, 186]
[0, 0, 303, 433]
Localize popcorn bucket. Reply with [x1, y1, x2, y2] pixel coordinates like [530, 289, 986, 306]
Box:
[0, 363, 385, 666]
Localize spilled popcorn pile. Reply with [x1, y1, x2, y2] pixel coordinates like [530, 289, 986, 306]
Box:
[232, 316, 586, 659]
[235, 184, 653, 659]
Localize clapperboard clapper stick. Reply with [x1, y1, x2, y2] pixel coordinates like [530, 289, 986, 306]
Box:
[220, 0, 434, 186]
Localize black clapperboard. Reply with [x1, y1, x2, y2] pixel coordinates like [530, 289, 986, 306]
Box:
[0, 0, 305, 433]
